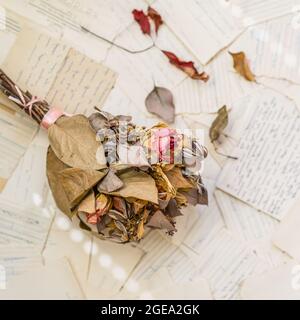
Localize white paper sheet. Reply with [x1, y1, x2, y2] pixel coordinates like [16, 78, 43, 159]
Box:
[183, 198, 225, 254]
[0, 245, 42, 280]
[183, 228, 258, 300]
[0, 130, 49, 206]
[3, 27, 117, 115]
[241, 260, 300, 299]
[0, 197, 52, 247]
[215, 190, 279, 242]
[0, 94, 37, 190]
[153, 0, 243, 64]
[273, 197, 300, 261]
[0, 258, 84, 299]
[173, 48, 256, 114]
[217, 89, 300, 220]
[231, 13, 300, 84]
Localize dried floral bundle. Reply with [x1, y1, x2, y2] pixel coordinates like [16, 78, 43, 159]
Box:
[0, 69, 208, 243]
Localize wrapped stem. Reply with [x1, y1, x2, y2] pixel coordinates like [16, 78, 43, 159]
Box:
[0, 69, 50, 124]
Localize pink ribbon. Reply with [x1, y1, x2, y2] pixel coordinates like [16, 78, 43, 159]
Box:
[12, 85, 66, 129]
[14, 85, 41, 117]
[41, 107, 65, 129]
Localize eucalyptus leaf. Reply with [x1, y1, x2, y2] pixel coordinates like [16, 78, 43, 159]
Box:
[209, 105, 228, 143]
[59, 167, 107, 208]
[145, 86, 175, 123]
[48, 115, 107, 170]
[147, 210, 176, 232]
[103, 169, 159, 204]
[46, 147, 72, 217]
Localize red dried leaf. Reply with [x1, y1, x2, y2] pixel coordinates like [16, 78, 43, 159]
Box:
[162, 50, 209, 82]
[147, 6, 163, 33]
[132, 9, 151, 35]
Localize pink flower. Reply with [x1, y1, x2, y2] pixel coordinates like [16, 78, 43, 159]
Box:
[151, 128, 181, 163]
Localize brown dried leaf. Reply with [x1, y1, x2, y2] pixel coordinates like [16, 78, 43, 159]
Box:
[88, 112, 108, 132]
[104, 169, 158, 204]
[96, 194, 112, 215]
[165, 199, 182, 217]
[137, 220, 145, 240]
[132, 199, 147, 214]
[145, 87, 175, 123]
[108, 209, 127, 222]
[98, 170, 124, 193]
[46, 147, 72, 217]
[180, 187, 208, 206]
[229, 51, 255, 82]
[48, 115, 107, 170]
[209, 105, 228, 143]
[147, 7, 163, 33]
[58, 167, 107, 208]
[78, 191, 95, 213]
[112, 197, 127, 216]
[175, 191, 188, 206]
[164, 167, 194, 189]
[147, 210, 176, 232]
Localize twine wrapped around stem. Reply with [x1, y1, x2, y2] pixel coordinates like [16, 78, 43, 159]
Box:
[0, 69, 50, 124]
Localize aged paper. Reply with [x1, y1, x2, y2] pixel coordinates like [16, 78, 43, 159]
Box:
[0, 258, 84, 299]
[0, 245, 42, 280]
[3, 27, 117, 114]
[183, 228, 258, 300]
[231, 13, 300, 84]
[153, 0, 243, 64]
[0, 197, 52, 246]
[273, 196, 300, 261]
[173, 51, 255, 113]
[215, 190, 279, 242]
[217, 90, 300, 220]
[86, 236, 144, 299]
[0, 130, 49, 206]
[46, 48, 117, 114]
[241, 260, 300, 300]
[0, 92, 37, 191]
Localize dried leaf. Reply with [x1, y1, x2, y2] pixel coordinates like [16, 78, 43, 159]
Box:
[58, 167, 107, 208]
[145, 86, 175, 123]
[147, 210, 176, 232]
[77, 212, 98, 233]
[114, 220, 128, 235]
[78, 191, 95, 214]
[88, 112, 108, 132]
[147, 6, 163, 33]
[132, 9, 151, 35]
[96, 194, 112, 214]
[103, 169, 158, 204]
[97, 215, 112, 233]
[108, 209, 127, 223]
[229, 51, 255, 81]
[175, 191, 188, 206]
[158, 192, 172, 209]
[98, 170, 124, 193]
[209, 105, 228, 143]
[165, 199, 183, 217]
[137, 220, 145, 240]
[164, 167, 194, 189]
[112, 197, 127, 216]
[46, 147, 72, 217]
[180, 187, 208, 206]
[162, 51, 209, 81]
[132, 199, 147, 214]
[48, 115, 107, 170]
